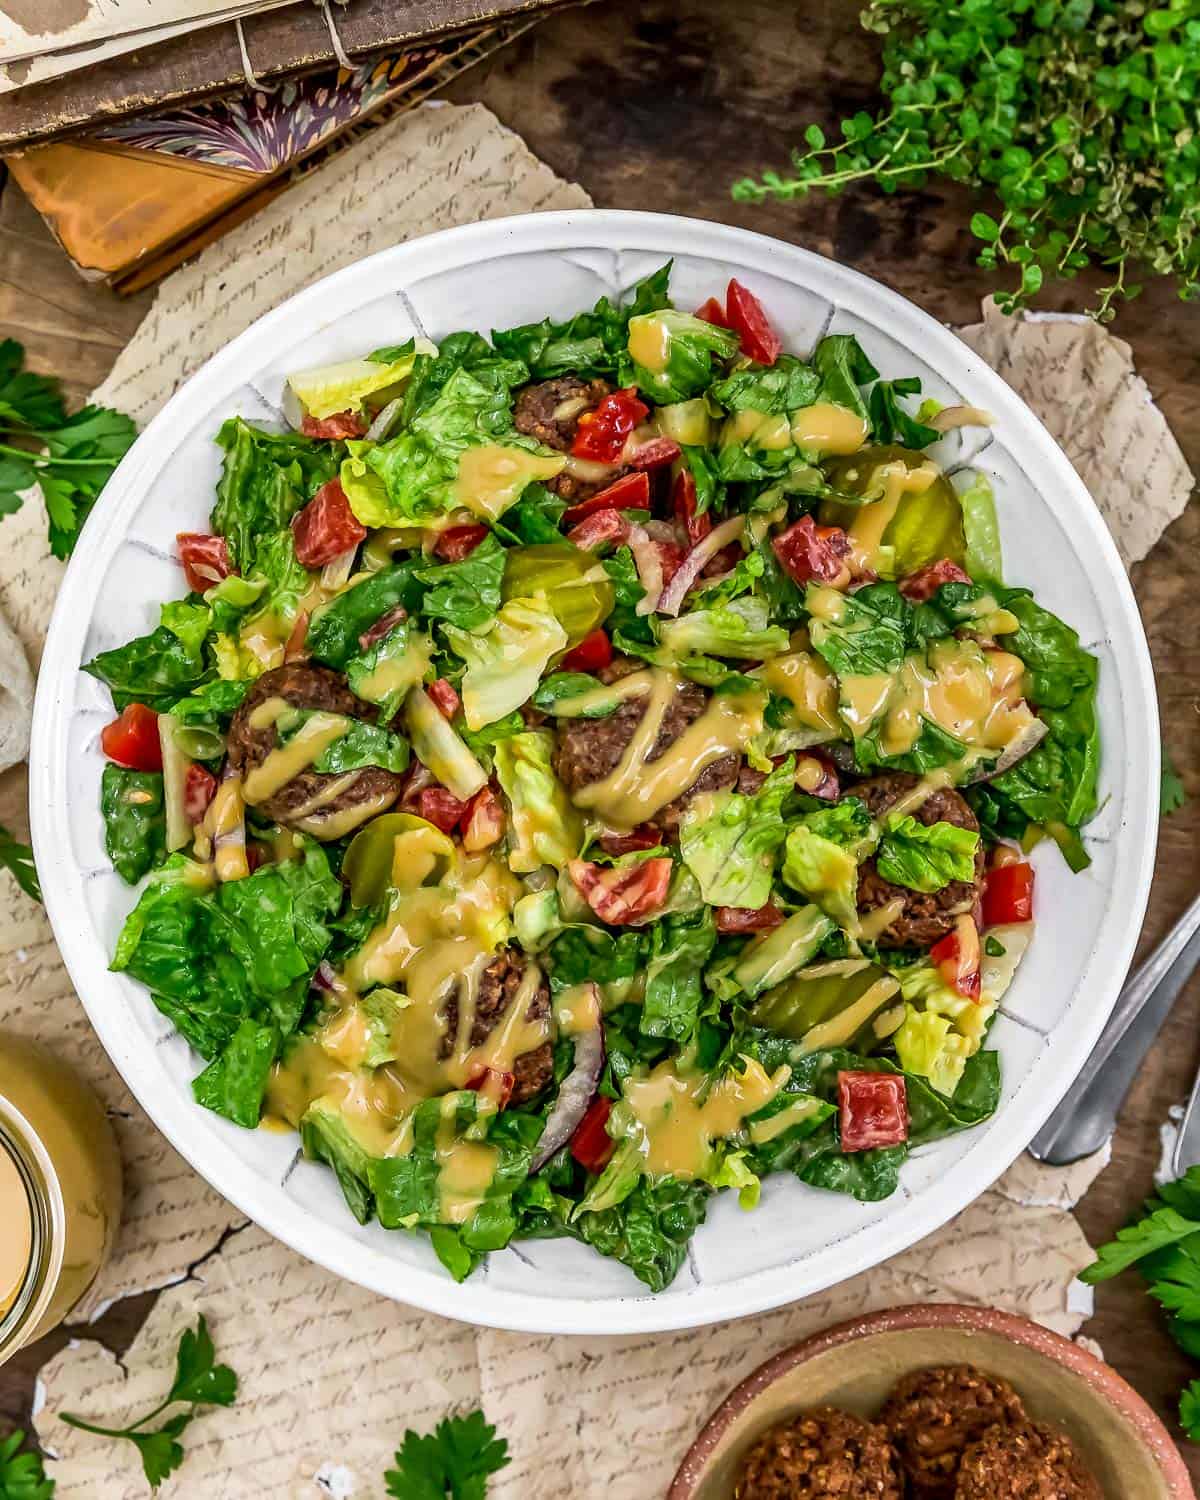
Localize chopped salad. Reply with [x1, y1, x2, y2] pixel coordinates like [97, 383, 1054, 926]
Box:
[88, 264, 1100, 1291]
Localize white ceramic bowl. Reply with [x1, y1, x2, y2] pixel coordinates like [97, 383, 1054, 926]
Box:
[31, 212, 1158, 1334]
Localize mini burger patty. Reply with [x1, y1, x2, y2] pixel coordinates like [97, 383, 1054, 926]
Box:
[879, 1365, 1027, 1497]
[440, 949, 553, 1106]
[735, 1406, 903, 1500]
[955, 1420, 1101, 1500]
[226, 663, 404, 837]
[553, 661, 740, 835]
[854, 772, 985, 949]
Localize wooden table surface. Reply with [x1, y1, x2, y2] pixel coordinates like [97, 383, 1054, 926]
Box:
[2, 0, 1199, 1480]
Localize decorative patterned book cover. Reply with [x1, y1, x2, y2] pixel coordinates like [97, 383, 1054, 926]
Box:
[5, 30, 517, 293]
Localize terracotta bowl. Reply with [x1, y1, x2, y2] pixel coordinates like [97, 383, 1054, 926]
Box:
[670, 1304, 1195, 1500]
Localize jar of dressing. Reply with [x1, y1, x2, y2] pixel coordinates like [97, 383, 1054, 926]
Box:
[0, 1038, 122, 1366]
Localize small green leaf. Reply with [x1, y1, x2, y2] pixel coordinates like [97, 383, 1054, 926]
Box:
[0, 1428, 55, 1500]
[0, 824, 39, 903]
[804, 123, 826, 150]
[971, 211, 1001, 242]
[168, 1316, 238, 1408]
[1161, 749, 1187, 816]
[130, 1415, 191, 1491]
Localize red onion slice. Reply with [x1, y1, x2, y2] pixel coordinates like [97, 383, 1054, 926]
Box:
[929, 404, 994, 433]
[320, 545, 358, 591]
[365, 397, 404, 442]
[656, 514, 746, 617]
[530, 1009, 605, 1173]
[628, 522, 666, 616]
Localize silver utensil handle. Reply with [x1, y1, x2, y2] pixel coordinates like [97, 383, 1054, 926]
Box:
[1029, 891, 1200, 1166]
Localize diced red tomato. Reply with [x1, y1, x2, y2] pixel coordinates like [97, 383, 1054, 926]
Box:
[427, 678, 462, 721]
[562, 471, 650, 526]
[570, 1094, 616, 1172]
[716, 903, 784, 935]
[358, 604, 408, 651]
[772, 515, 851, 586]
[176, 533, 234, 594]
[725, 279, 782, 366]
[100, 703, 162, 772]
[597, 824, 662, 856]
[461, 786, 505, 852]
[183, 763, 217, 824]
[560, 628, 613, 675]
[572, 388, 648, 463]
[982, 862, 1035, 927]
[568, 856, 673, 925]
[671, 467, 711, 546]
[435, 523, 490, 562]
[626, 436, 682, 471]
[566, 508, 630, 552]
[466, 1067, 515, 1110]
[291, 478, 366, 568]
[417, 786, 468, 834]
[245, 843, 266, 873]
[299, 409, 366, 440]
[694, 296, 730, 328]
[898, 558, 972, 602]
[838, 1071, 909, 1153]
[930, 915, 983, 1000]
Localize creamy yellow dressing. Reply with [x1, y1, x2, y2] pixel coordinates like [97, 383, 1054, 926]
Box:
[748, 1095, 823, 1146]
[453, 444, 566, 521]
[624, 1056, 790, 1178]
[846, 460, 942, 572]
[554, 983, 601, 1037]
[241, 711, 349, 805]
[353, 634, 432, 705]
[795, 976, 900, 1054]
[627, 314, 672, 373]
[570, 669, 766, 829]
[790, 402, 869, 456]
[757, 650, 841, 738]
[293, 791, 397, 840]
[723, 409, 792, 451]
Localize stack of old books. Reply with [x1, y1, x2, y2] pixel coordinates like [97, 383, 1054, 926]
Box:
[0, 0, 573, 292]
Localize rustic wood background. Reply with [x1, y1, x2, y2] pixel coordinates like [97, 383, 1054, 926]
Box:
[1, 0, 1199, 1481]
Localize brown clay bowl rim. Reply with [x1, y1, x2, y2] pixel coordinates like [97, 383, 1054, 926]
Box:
[668, 1302, 1195, 1500]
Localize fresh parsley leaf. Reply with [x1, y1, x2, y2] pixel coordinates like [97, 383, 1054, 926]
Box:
[0, 1429, 54, 1500]
[1162, 749, 1188, 817]
[1181, 1381, 1200, 1441]
[384, 1410, 510, 1500]
[0, 340, 66, 431]
[0, 824, 40, 903]
[60, 1316, 236, 1491]
[1079, 1206, 1200, 1283]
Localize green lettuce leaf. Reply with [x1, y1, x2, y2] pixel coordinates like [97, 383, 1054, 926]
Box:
[572, 1174, 710, 1292]
[84, 624, 211, 712]
[867, 376, 939, 448]
[305, 718, 410, 776]
[658, 595, 789, 661]
[641, 909, 717, 1041]
[678, 759, 795, 909]
[709, 355, 821, 414]
[626, 310, 740, 403]
[101, 765, 166, 885]
[210, 418, 337, 572]
[875, 814, 980, 893]
[413, 532, 506, 630]
[445, 597, 568, 730]
[805, 581, 910, 678]
[493, 729, 582, 873]
[780, 797, 877, 931]
[811, 333, 877, 422]
[344, 618, 432, 723]
[191, 1017, 280, 1128]
[306, 563, 422, 669]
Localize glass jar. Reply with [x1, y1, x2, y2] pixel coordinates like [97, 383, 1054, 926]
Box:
[0, 1037, 122, 1365]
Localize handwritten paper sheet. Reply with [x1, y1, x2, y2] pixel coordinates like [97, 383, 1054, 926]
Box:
[0, 99, 1180, 1497]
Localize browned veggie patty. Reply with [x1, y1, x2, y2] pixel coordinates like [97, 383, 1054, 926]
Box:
[735, 1406, 903, 1500]
[854, 772, 985, 949]
[879, 1364, 1027, 1497]
[226, 663, 404, 837]
[955, 1419, 1101, 1500]
[440, 948, 553, 1105]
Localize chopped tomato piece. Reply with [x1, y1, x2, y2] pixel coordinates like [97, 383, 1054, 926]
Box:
[898, 558, 972, 602]
[930, 915, 983, 1000]
[716, 903, 783, 935]
[694, 296, 730, 328]
[176, 533, 234, 593]
[183, 764, 217, 824]
[427, 678, 462, 720]
[299, 409, 366, 440]
[725, 279, 782, 366]
[771, 515, 851, 586]
[417, 786, 468, 834]
[466, 1067, 515, 1110]
[566, 508, 630, 552]
[672, 467, 711, 546]
[597, 825, 662, 856]
[562, 471, 650, 526]
[838, 1072, 909, 1152]
[291, 478, 366, 568]
[982, 862, 1035, 926]
[358, 604, 408, 651]
[570, 1094, 616, 1172]
[560, 628, 613, 674]
[626, 436, 682, 471]
[100, 703, 162, 772]
[461, 786, 505, 852]
[434, 523, 490, 562]
[571, 388, 648, 463]
[568, 856, 673, 925]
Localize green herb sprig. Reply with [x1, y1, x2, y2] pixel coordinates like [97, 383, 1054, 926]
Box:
[1162, 748, 1189, 817]
[0, 825, 39, 904]
[733, 0, 1200, 321]
[385, 1410, 510, 1499]
[61, 1317, 237, 1490]
[0, 340, 136, 559]
[0, 1430, 53, 1500]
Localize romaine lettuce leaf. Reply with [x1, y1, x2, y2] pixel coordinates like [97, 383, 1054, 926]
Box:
[211, 417, 337, 571]
[84, 624, 212, 712]
[678, 759, 794, 909]
[445, 597, 567, 730]
[811, 333, 877, 422]
[641, 909, 717, 1041]
[805, 581, 910, 678]
[344, 618, 431, 724]
[303, 718, 410, 776]
[101, 765, 165, 884]
[306, 563, 422, 669]
[781, 797, 877, 931]
[192, 1018, 280, 1128]
[875, 814, 980, 893]
[572, 1174, 710, 1292]
[658, 596, 789, 661]
[626, 309, 740, 403]
[493, 729, 582, 873]
[867, 376, 940, 448]
[709, 355, 821, 414]
[413, 532, 506, 630]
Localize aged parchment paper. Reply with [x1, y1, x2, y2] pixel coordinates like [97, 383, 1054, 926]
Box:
[0, 99, 1185, 1499]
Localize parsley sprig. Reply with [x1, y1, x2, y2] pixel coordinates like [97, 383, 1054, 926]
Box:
[61, 1316, 236, 1490]
[0, 340, 136, 560]
[385, 1410, 511, 1499]
[0, 1430, 53, 1500]
[1162, 748, 1189, 818]
[0, 825, 39, 903]
[1082, 1165, 1200, 1438]
[734, 0, 1200, 321]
